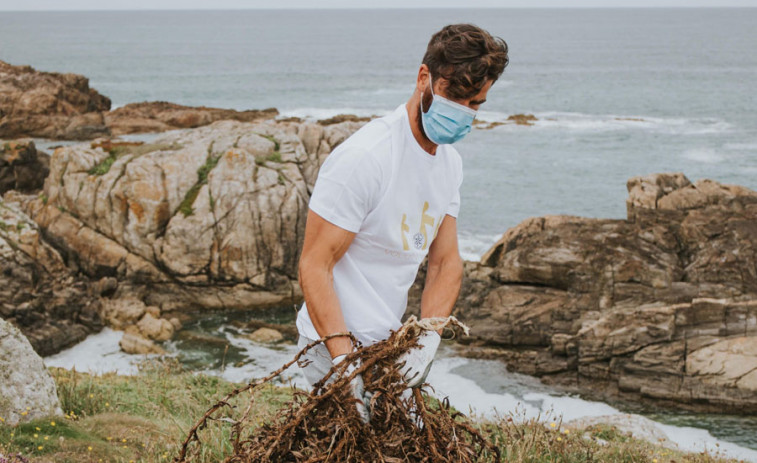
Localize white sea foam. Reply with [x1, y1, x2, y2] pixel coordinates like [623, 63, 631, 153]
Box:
[199, 327, 308, 388]
[724, 142, 757, 151]
[473, 110, 732, 135]
[681, 148, 726, 164]
[43, 327, 155, 375]
[458, 231, 501, 262]
[277, 107, 392, 121]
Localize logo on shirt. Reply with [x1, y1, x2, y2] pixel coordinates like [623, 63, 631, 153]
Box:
[401, 201, 442, 251]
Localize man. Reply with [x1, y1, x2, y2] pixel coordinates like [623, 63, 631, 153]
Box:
[295, 24, 509, 421]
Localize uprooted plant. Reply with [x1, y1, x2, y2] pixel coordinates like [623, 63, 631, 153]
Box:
[175, 316, 501, 463]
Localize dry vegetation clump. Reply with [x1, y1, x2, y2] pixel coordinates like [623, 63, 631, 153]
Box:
[177, 317, 500, 463]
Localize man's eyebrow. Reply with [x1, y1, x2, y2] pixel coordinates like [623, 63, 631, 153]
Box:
[470, 98, 487, 105]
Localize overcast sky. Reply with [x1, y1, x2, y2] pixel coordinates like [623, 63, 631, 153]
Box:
[1, 0, 756, 10]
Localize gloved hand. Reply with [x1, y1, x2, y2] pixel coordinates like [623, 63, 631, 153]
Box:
[332, 354, 371, 424]
[398, 330, 441, 388]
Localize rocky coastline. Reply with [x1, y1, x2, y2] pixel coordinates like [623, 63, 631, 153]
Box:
[1, 60, 756, 420]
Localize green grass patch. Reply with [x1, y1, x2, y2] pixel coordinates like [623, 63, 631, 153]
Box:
[178, 152, 222, 217]
[258, 134, 280, 152]
[88, 143, 182, 176]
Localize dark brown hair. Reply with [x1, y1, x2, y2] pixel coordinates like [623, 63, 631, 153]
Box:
[422, 24, 509, 99]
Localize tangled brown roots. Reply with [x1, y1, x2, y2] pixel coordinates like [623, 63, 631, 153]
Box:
[176, 316, 501, 463]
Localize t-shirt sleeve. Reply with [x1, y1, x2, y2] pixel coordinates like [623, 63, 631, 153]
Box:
[445, 153, 463, 218]
[308, 146, 383, 233]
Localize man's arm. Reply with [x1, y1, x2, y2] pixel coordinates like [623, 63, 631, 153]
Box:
[420, 214, 464, 330]
[298, 209, 357, 359]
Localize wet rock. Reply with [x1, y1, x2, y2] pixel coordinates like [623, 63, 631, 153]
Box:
[246, 327, 284, 343]
[0, 194, 102, 356]
[136, 312, 175, 342]
[506, 113, 537, 125]
[0, 318, 63, 425]
[100, 298, 146, 330]
[0, 60, 111, 140]
[119, 331, 165, 355]
[0, 140, 50, 193]
[105, 101, 278, 135]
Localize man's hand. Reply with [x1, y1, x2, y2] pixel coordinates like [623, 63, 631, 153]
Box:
[332, 354, 371, 423]
[397, 330, 441, 388]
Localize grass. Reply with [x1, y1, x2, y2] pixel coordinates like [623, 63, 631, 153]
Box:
[0, 358, 290, 463]
[254, 134, 282, 166]
[0, 357, 744, 463]
[177, 152, 221, 217]
[88, 143, 182, 176]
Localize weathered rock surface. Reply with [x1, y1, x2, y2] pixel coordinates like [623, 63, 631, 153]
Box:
[0, 60, 111, 140]
[0, 140, 50, 194]
[105, 101, 279, 136]
[0, 317, 63, 425]
[1, 192, 102, 355]
[119, 329, 166, 355]
[454, 173, 757, 413]
[246, 327, 284, 343]
[24, 119, 363, 313]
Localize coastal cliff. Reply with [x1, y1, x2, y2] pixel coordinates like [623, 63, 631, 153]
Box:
[451, 173, 757, 413]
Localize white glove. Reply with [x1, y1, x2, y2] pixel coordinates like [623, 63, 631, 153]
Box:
[398, 330, 441, 388]
[332, 354, 371, 424]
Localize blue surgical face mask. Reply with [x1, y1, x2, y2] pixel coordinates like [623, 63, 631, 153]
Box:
[420, 75, 477, 145]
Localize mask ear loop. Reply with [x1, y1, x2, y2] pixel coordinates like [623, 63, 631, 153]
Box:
[420, 74, 435, 114]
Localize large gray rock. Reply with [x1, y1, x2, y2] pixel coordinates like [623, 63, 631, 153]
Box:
[454, 173, 757, 413]
[0, 317, 63, 425]
[25, 119, 363, 312]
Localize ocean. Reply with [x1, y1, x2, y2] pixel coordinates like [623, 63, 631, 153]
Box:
[2, 7, 757, 459]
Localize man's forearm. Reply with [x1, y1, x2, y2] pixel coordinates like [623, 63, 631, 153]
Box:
[299, 263, 354, 358]
[420, 256, 464, 328]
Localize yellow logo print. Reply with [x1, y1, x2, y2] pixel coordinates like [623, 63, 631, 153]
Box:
[401, 201, 438, 251]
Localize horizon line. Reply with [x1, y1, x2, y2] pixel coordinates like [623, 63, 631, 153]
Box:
[2, 5, 757, 12]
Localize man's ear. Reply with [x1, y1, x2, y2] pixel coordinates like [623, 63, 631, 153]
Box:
[416, 64, 430, 93]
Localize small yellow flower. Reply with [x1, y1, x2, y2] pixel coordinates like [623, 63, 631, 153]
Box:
[35, 426, 41, 431]
[0, 416, 4, 422]
[37, 445, 43, 450]
[549, 422, 556, 428]
[557, 437, 562, 441]
[653, 459, 658, 463]
[89, 394, 94, 398]
[21, 411, 28, 416]
[563, 429, 570, 434]
[142, 443, 146, 447]
[50, 421, 56, 426]
[107, 436, 112, 441]
[88, 446, 93, 451]
[105, 402, 110, 407]
[44, 436, 49, 440]
[122, 438, 127, 442]
[122, 445, 127, 448]
[34, 433, 39, 438]
[26, 407, 30, 410]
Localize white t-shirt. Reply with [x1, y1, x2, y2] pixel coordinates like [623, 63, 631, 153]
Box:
[295, 103, 463, 346]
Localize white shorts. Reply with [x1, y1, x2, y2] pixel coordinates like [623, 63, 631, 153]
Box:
[296, 334, 334, 387]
